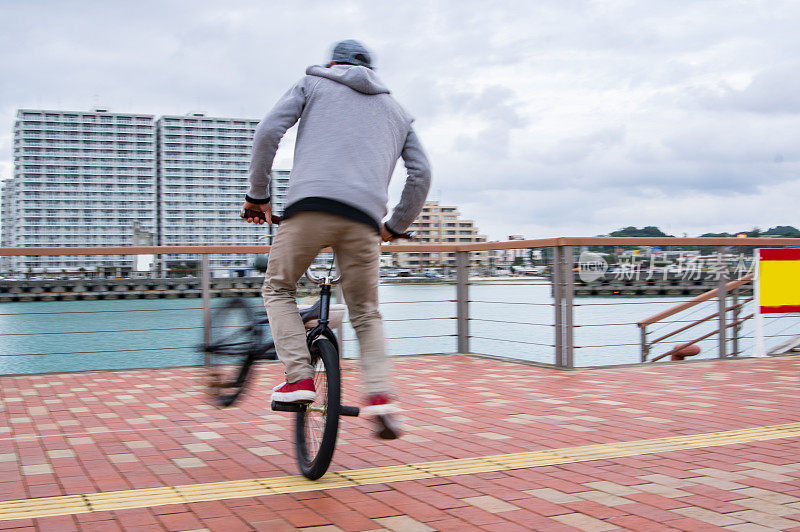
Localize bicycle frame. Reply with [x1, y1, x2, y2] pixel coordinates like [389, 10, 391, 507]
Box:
[304, 276, 340, 354]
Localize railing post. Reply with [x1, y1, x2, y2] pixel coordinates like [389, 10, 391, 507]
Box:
[731, 285, 740, 357]
[563, 245, 575, 368]
[455, 250, 470, 353]
[717, 246, 728, 358]
[201, 254, 211, 365]
[552, 246, 563, 366]
[640, 326, 649, 362]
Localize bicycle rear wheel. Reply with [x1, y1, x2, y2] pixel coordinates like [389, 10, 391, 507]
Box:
[206, 298, 260, 407]
[295, 337, 340, 480]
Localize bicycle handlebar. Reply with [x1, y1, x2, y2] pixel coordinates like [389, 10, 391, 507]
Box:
[241, 209, 416, 242]
[305, 268, 340, 285]
[242, 209, 415, 284]
[240, 208, 281, 225]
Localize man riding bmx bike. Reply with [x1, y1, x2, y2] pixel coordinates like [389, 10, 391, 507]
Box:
[242, 40, 431, 439]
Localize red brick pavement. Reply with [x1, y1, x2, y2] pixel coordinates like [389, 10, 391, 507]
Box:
[1, 354, 799, 530]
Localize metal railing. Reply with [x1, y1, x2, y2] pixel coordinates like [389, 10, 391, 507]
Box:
[2, 236, 800, 375]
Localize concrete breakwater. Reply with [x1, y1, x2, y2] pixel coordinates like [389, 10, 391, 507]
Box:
[0, 274, 754, 302]
[574, 273, 754, 297]
[0, 277, 312, 302]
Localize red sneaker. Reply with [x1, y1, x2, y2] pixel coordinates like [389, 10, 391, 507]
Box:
[271, 379, 316, 403]
[363, 394, 402, 440]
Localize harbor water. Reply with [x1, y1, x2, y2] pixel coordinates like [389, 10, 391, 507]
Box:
[0, 279, 768, 375]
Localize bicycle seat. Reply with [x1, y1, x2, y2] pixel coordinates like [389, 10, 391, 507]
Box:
[254, 300, 345, 329]
[299, 299, 322, 322]
[300, 300, 347, 329]
[253, 300, 322, 325]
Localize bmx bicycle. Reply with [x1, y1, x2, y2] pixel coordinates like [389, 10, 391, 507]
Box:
[204, 212, 412, 479]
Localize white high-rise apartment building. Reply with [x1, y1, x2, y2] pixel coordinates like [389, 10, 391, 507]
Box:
[6, 109, 157, 272]
[157, 113, 283, 274]
[3, 109, 292, 275]
[1, 179, 16, 246]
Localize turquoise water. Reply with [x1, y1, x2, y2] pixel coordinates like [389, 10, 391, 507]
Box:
[0, 279, 778, 375]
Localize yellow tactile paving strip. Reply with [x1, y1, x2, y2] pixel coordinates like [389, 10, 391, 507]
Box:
[1, 421, 799, 522]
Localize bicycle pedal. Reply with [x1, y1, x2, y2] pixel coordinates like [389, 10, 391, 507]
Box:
[271, 401, 307, 413]
[340, 405, 360, 417]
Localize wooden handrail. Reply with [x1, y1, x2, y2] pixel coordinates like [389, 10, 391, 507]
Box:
[554, 236, 800, 247]
[1, 236, 798, 257]
[0, 243, 463, 256]
[648, 298, 753, 345]
[638, 274, 754, 328]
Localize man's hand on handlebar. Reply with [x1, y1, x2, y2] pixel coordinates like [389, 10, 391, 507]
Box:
[380, 225, 396, 242]
[381, 224, 415, 242]
[241, 201, 273, 225]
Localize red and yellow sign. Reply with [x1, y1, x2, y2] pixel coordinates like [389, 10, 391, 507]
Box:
[759, 248, 800, 313]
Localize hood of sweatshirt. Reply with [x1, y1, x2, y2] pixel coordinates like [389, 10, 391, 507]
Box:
[306, 64, 390, 95]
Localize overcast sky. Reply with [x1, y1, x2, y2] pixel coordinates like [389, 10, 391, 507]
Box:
[1, 0, 798, 240]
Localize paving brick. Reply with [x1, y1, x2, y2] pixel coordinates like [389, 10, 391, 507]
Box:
[31, 515, 78, 532]
[726, 509, 800, 530]
[665, 517, 730, 531]
[461, 495, 520, 514]
[373, 515, 435, 531]
[671, 506, 745, 526]
[348, 500, 401, 519]
[733, 487, 800, 505]
[157, 512, 204, 531]
[682, 484, 750, 502]
[583, 481, 640, 496]
[575, 490, 635, 507]
[524, 488, 582, 504]
[250, 518, 297, 531]
[112, 508, 159, 528]
[729, 497, 795, 516]
[626, 492, 689, 510]
[198, 516, 251, 531]
[442, 505, 505, 526]
[323, 509, 380, 530]
[727, 524, 786, 532]
[616, 502, 683, 523]
[606, 514, 673, 531]
[74, 522, 125, 532]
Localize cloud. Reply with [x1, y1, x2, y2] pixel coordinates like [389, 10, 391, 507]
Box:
[2, 0, 800, 241]
[694, 62, 800, 115]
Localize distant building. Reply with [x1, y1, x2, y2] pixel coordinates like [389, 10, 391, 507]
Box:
[492, 235, 529, 267]
[392, 200, 487, 267]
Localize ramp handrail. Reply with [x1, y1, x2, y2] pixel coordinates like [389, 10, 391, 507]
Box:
[638, 274, 754, 362]
[638, 274, 753, 328]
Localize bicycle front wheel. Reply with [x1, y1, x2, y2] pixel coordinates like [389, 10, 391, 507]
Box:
[206, 298, 259, 407]
[295, 337, 340, 480]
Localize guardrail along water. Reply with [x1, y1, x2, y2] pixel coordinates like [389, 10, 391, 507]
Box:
[2, 237, 799, 375]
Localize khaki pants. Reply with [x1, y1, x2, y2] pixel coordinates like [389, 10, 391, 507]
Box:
[262, 211, 390, 395]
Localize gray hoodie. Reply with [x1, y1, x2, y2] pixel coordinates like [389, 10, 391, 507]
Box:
[247, 64, 431, 233]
